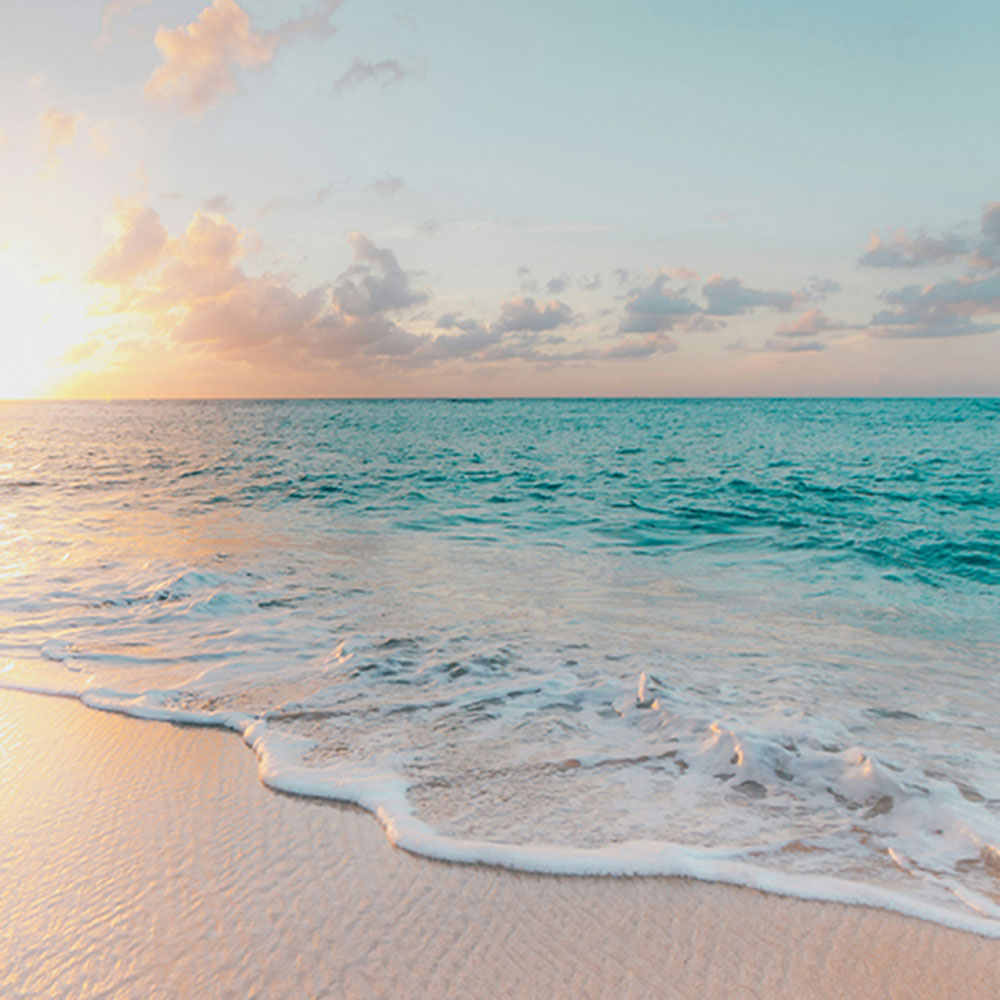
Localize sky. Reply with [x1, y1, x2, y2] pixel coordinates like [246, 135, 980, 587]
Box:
[1, 0, 999, 398]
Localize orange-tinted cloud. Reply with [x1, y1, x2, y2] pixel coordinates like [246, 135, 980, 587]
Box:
[88, 203, 613, 377]
[88, 204, 426, 369]
[90, 200, 168, 284]
[145, 0, 339, 114]
[40, 108, 82, 153]
[774, 308, 852, 338]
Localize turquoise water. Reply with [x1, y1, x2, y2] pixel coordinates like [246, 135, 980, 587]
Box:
[1, 399, 998, 932]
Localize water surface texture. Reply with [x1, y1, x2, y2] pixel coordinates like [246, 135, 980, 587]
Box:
[2, 399, 998, 932]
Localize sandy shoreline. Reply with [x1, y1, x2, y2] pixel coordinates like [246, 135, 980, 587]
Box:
[1, 688, 997, 999]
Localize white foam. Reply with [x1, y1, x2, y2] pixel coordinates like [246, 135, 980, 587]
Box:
[240, 714, 1000, 939]
[2, 434, 998, 944]
[6, 638, 1000, 941]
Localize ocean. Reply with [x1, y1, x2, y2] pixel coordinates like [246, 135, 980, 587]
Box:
[1, 398, 998, 934]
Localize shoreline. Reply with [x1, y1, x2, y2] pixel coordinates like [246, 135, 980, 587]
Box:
[2, 687, 998, 998]
[6, 676, 1000, 941]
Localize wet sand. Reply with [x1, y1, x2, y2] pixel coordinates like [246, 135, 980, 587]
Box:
[1, 687, 997, 999]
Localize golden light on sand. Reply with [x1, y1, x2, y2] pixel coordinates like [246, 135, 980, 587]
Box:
[0, 258, 92, 399]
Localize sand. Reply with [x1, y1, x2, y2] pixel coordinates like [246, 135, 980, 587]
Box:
[1, 688, 997, 999]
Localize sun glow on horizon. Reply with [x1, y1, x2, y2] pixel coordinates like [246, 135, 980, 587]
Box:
[0, 256, 95, 399]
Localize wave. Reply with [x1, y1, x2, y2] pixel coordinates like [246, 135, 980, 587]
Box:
[2, 398, 998, 939]
[2, 673, 999, 939]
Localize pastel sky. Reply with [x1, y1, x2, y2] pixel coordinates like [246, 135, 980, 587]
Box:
[2, 0, 1000, 397]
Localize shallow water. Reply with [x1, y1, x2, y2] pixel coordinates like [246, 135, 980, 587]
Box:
[2, 398, 998, 933]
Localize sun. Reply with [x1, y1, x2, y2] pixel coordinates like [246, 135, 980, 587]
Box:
[0, 258, 92, 399]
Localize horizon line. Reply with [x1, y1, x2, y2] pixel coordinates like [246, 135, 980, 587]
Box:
[2, 394, 997, 404]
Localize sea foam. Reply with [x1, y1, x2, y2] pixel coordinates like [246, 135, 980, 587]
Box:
[1, 398, 998, 935]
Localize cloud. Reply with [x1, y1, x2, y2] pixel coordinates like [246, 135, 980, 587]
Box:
[40, 108, 82, 154]
[492, 296, 574, 334]
[617, 270, 809, 341]
[89, 205, 607, 375]
[620, 272, 803, 334]
[546, 273, 571, 294]
[90, 201, 169, 284]
[333, 232, 428, 315]
[202, 193, 233, 213]
[619, 274, 701, 333]
[761, 338, 826, 353]
[539, 268, 611, 294]
[980, 201, 1000, 246]
[859, 202, 1000, 273]
[868, 273, 1000, 338]
[331, 58, 412, 95]
[437, 313, 488, 334]
[515, 266, 538, 293]
[62, 337, 104, 365]
[701, 275, 803, 315]
[424, 315, 501, 359]
[409, 309, 592, 367]
[259, 183, 335, 216]
[368, 173, 404, 197]
[145, 1, 277, 112]
[727, 333, 828, 354]
[860, 203, 1000, 338]
[90, 204, 428, 367]
[773, 308, 854, 338]
[667, 266, 699, 283]
[807, 277, 842, 298]
[176, 277, 329, 352]
[96, 0, 151, 48]
[859, 228, 971, 268]
[971, 202, 1000, 270]
[603, 335, 677, 359]
[981, 202, 1000, 243]
[145, 0, 340, 114]
[869, 318, 1000, 339]
[273, 0, 341, 43]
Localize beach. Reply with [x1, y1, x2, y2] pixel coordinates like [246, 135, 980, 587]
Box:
[5, 0, 1000, 989]
[2, 687, 997, 999]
